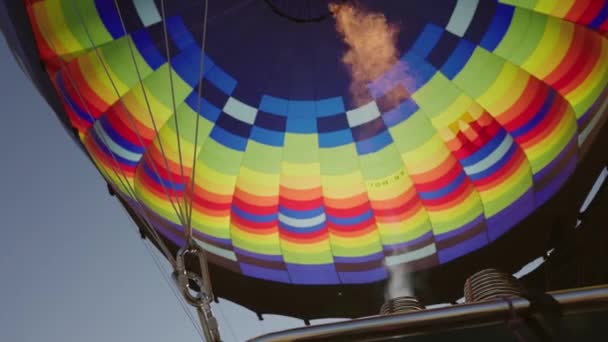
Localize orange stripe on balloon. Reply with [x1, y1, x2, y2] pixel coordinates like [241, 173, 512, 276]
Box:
[323, 192, 370, 209]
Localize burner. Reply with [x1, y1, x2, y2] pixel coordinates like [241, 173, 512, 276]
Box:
[380, 296, 425, 315]
[464, 269, 523, 303]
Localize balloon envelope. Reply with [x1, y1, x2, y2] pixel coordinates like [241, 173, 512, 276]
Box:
[10, 0, 608, 318]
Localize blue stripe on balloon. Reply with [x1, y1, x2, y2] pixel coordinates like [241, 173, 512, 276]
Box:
[55, 74, 94, 124]
[382, 98, 418, 127]
[479, 4, 513, 51]
[279, 205, 325, 219]
[240, 263, 291, 283]
[589, 2, 608, 29]
[338, 267, 388, 283]
[231, 205, 278, 223]
[400, 53, 436, 93]
[286, 264, 339, 284]
[259, 95, 289, 116]
[318, 130, 354, 148]
[315, 97, 345, 117]
[250, 126, 285, 147]
[98, 116, 145, 154]
[326, 209, 373, 226]
[410, 24, 444, 59]
[460, 129, 507, 166]
[166, 16, 196, 50]
[468, 140, 518, 181]
[131, 29, 165, 70]
[438, 231, 487, 263]
[355, 130, 393, 155]
[95, 0, 125, 39]
[441, 39, 476, 79]
[286, 116, 317, 134]
[185, 92, 221, 122]
[89, 127, 139, 167]
[288, 100, 316, 117]
[141, 159, 185, 191]
[417, 170, 467, 200]
[171, 46, 215, 87]
[206, 66, 237, 95]
[511, 90, 555, 138]
[209, 125, 248, 151]
[278, 220, 326, 234]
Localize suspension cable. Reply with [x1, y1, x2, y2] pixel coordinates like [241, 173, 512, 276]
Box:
[66, 0, 183, 267]
[109, 0, 189, 227]
[72, 0, 187, 229]
[77, 0, 191, 229]
[187, 0, 210, 243]
[66, 1, 220, 340]
[160, 0, 188, 222]
[35, 3, 179, 272]
[157, 1, 221, 340]
[140, 235, 206, 340]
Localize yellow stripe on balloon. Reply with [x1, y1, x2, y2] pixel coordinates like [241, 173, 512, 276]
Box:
[566, 43, 608, 117]
[191, 212, 232, 239]
[401, 135, 450, 174]
[322, 172, 367, 198]
[377, 210, 431, 243]
[520, 16, 563, 79]
[428, 191, 481, 235]
[236, 167, 280, 196]
[545, 0, 575, 17]
[366, 170, 413, 201]
[280, 241, 334, 264]
[526, 111, 576, 173]
[538, 21, 574, 81]
[230, 228, 282, 254]
[478, 161, 532, 215]
[430, 94, 474, 129]
[76, 53, 120, 105]
[194, 163, 237, 195]
[134, 181, 183, 225]
[329, 233, 382, 257]
[35, 1, 82, 58]
[477, 62, 525, 115]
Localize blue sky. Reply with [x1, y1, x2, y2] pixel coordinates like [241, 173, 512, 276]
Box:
[0, 31, 330, 342]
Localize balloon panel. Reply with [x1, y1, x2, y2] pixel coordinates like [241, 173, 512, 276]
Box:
[26, 0, 608, 285]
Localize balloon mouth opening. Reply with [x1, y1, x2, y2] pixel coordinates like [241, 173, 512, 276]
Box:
[263, 0, 348, 23]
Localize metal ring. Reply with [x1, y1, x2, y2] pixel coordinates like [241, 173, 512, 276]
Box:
[176, 243, 213, 306]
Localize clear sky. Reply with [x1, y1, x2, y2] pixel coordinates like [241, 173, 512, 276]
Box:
[0, 32, 324, 342]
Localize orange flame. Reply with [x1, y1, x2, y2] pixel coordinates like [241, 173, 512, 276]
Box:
[330, 2, 407, 107]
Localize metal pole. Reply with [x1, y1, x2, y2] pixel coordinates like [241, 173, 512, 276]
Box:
[249, 285, 608, 342]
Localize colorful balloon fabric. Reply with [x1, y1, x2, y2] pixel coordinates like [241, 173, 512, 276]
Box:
[26, 0, 608, 285]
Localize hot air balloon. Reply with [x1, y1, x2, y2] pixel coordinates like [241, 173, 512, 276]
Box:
[1, 0, 607, 340]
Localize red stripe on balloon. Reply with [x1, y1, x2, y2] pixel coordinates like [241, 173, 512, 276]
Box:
[552, 30, 599, 94]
